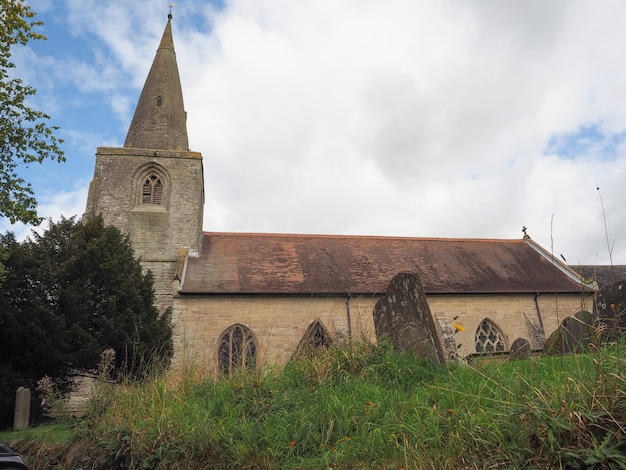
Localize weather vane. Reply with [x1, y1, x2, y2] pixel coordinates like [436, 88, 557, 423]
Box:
[168, 2, 177, 20]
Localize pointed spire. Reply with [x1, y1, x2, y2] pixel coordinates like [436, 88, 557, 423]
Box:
[124, 15, 189, 151]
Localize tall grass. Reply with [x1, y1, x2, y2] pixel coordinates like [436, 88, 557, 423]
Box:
[53, 339, 626, 469]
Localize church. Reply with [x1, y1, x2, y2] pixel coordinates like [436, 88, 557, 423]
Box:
[84, 17, 595, 375]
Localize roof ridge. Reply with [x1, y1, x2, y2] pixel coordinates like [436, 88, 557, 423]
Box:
[201, 231, 524, 243]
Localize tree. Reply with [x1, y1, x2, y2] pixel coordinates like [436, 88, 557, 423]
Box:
[0, 217, 172, 428]
[0, 0, 64, 225]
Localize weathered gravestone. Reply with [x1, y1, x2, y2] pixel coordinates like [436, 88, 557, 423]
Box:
[508, 337, 531, 361]
[13, 386, 30, 430]
[543, 310, 595, 355]
[373, 271, 447, 364]
[596, 280, 626, 342]
[438, 319, 463, 362]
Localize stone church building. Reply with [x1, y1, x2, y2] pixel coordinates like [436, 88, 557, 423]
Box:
[84, 17, 594, 375]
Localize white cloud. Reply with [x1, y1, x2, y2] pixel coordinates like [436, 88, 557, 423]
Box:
[7, 0, 626, 266]
[173, 0, 626, 264]
[0, 185, 89, 241]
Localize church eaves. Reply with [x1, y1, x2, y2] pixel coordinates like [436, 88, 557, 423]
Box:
[124, 16, 189, 151]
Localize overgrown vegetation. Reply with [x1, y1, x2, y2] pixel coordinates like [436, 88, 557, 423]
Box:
[0, 216, 173, 428]
[8, 339, 626, 469]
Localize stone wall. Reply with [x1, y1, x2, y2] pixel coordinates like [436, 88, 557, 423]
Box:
[142, 260, 179, 313]
[85, 147, 203, 254]
[170, 291, 593, 374]
[84, 146, 203, 314]
[170, 295, 376, 375]
[428, 293, 591, 356]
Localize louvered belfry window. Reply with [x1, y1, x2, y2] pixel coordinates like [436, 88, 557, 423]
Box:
[142, 174, 163, 205]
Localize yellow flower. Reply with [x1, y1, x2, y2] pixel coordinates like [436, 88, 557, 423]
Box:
[453, 323, 465, 332]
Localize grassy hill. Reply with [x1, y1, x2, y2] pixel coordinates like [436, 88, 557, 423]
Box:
[4, 339, 626, 469]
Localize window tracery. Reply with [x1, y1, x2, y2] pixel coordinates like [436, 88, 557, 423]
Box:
[218, 324, 257, 375]
[293, 319, 332, 358]
[475, 318, 507, 353]
[142, 174, 163, 205]
[134, 163, 169, 209]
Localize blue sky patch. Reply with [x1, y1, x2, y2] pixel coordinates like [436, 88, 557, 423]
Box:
[546, 124, 626, 160]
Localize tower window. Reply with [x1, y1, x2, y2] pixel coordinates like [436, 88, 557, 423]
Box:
[156, 95, 163, 107]
[218, 324, 257, 375]
[142, 174, 163, 205]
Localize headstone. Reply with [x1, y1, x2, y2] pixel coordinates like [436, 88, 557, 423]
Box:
[438, 319, 462, 362]
[373, 271, 447, 364]
[13, 387, 30, 430]
[543, 310, 595, 355]
[596, 280, 626, 342]
[509, 337, 531, 361]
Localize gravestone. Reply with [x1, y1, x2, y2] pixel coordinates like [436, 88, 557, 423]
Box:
[596, 280, 626, 342]
[13, 387, 30, 430]
[508, 337, 531, 361]
[373, 271, 447, 364]
[438, 319, 463, 362]
[543, 310, 595, 355]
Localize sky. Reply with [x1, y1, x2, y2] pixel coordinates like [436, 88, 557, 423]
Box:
[3, 0, 626, 266]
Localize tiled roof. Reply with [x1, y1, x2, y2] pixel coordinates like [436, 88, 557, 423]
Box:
[179, 233, 587, 295]
[572, 265, 626, 288]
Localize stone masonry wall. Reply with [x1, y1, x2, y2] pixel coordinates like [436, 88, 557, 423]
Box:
[85, 147, 203, 256]
[170, 295, 377, 376]
[84, 146, 203, 314]
[142, 260, 178, 314]
[170, 291, 593, 375]
[428, 293, 592, 356]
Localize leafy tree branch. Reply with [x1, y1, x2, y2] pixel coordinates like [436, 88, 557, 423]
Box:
[0, 0, 65, 225]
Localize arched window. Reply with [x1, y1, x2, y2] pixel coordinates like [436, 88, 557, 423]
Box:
[293, 319, 332, 358]
[142, 174, 163, 205]
[134, 163, 169, 209]
[218, 324, 257, 375]
[475, 318, 507, 353]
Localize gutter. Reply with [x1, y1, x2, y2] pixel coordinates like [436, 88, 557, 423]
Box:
[533, 292, 545, 331]
[346, 294, 353, 338]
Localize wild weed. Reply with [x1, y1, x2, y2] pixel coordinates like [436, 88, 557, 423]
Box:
[69, 338, 625, 469]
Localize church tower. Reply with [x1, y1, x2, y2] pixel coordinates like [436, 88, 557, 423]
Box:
[84, 14, 204, 311]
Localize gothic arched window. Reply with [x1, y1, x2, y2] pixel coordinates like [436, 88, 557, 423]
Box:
[142, 174, 163, 205]
[293, 319, 332, 358]
[135, 164, 169, 209]
[475, 318, 507, 353]
[218, 324, 257, 375]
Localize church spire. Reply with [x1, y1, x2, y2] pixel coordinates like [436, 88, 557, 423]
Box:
[124, 15, 189, 151]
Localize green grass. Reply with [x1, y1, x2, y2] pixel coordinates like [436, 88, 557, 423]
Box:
[0, 422, 74, 444]
[11, 340, 626, 469]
